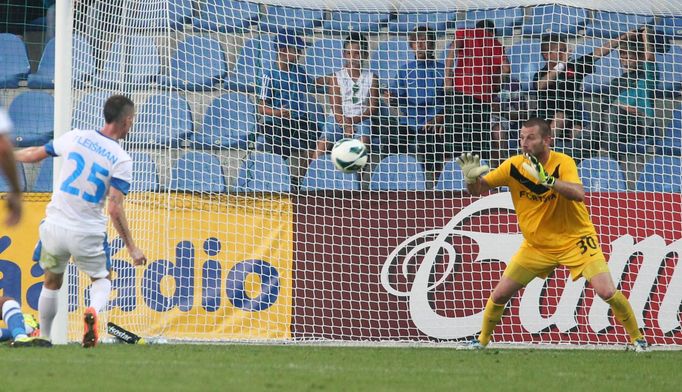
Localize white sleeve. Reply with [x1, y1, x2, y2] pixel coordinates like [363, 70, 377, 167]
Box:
[110, 158, 133, 195]
[0, 108, 12, 135]
[45, 131, 73, 157]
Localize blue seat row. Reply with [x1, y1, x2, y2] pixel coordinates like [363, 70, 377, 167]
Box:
[14, 152, 681, 194]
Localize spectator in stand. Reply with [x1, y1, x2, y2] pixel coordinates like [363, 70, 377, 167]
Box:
[445, 19, 511, 161]
[381, 26, 447, 180]
[257, 32, 323, 163]
[603, 27, 656, 154]
[315, 32, 379, 158]
[533, 31, 635, 159]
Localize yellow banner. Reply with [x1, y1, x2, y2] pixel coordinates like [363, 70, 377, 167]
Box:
[0, 193, 293, 341]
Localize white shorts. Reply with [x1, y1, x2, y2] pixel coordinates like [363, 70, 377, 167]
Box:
[33, 220, 110, 279]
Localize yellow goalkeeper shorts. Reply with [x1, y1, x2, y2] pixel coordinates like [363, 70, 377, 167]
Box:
[503, 235, 610, 286]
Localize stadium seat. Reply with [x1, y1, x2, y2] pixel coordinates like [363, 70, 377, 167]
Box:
[585, 11, 654, 39]
[506, 40, 545, 91]
[577, 157, 627, 192]
[258, 6, 325, 35]
[8, 91, 54, 147]
[128, 0, 193, 30]
[0, 162, 26, 192]
[636, 156, 682, 193]
[0, 33, 30, 88]
[159, 35, 227, 91]
[299, 155, 360, 191]
[435, 159, 490, 191]
[130, 152, 160, 192]
[304, 38, 345, 80]
[522, 5, 588, 36]
[130, 93, 193, 147]
[370, 39, 414, 84]
[27, 38, 55, 89]
[456, 7, 525, 37]
[233, 152, 291, 193]
[369, 154, 426, 191]
[93, 35, 160, 89]
[191, 92, 256, 149]
[192, 0, 260, 33]
[655, 17, 682, 39]
[574, 39, 623, 94]
[388, 12, 457, 34]
[656, 105, 682, 156]
[32, 157, 53, 192]
[656, 45, 682, 94]
[322, 12, 392, 34]
[224, 35, 276, 94]
[72, 91, 109, 130]
[169, 151, 226, 193]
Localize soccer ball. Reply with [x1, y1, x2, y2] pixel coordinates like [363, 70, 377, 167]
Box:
[331, 138, 368, 173]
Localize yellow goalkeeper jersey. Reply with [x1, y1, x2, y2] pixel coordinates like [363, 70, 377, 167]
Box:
[483, 151, 598, 252]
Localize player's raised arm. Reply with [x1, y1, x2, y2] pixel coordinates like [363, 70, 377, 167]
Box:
[14, 145, 50, 163]
[456, 153, 491, 196]
[108, 187, 146, 266]
[522, 153, 585, 202]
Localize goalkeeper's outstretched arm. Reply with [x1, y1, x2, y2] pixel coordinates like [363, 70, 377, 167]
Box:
[456, 153, 491, 196]
[467, 177, 492, 196]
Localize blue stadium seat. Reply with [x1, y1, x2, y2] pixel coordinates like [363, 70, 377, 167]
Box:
[370, 39, 413, 85]
[193, 0, 260, 33]
[299, 155, 360, 191]
[369, 154, 426, 191]
[169, 151, 226, 193]
[191, 92, 256, 149]
[522, 5, 588, 36]
[585, 11, 654, 39]
[258, 6, 325, 35]
[128, 0, 192, 30]
[130, 93, 193, 147]
[224, 35, 276, 93]
[574, 39, 623, 94]
[8, 91, 54, 147]
[637, 156, 682, 193]
[72, 91, 109, 130]
[655, 17, 682, 39]
[0, 33, 30, 88]
[435, 159, 490, 191]
[233, 152, 291, 193]
[0, 162, 26, 192]
[130, 152, 160, 192]
[304, 38, 345, 80]
[577, 157, 627, 192]
[506, 40, 544, 91]
[656, 105, 682, 156]
[93, 35, 160, 89]
[457, 7, 525, 37]
[28, 38, 55, 89]
[388, 12, 457, 34]
[322, 12, 392, 34]
[32, 157, 53, 192]
[159, 35, 227, 91]
[656, 45, 682, 94]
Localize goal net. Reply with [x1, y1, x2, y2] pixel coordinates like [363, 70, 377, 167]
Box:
[58, 0, 682, 347]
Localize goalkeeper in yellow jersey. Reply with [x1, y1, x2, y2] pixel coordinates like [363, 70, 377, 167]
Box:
[457, 117, 647, 351]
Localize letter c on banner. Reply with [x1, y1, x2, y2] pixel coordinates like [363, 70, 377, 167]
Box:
[226, 260, 279, 312]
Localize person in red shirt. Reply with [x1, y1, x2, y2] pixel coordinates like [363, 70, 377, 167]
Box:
[445, 20, 511, 161]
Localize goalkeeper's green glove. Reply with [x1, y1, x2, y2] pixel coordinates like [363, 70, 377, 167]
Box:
[522, 153, 556, 187]
[456, 153, 490, 184]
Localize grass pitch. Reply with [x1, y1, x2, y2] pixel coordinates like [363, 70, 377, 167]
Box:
[1, 344, 680, 391]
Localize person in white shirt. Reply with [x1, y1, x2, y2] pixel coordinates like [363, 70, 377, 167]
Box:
[0, 107, 22, 226]
[314, 32, 379, 158]
[15, 95, 147, 348]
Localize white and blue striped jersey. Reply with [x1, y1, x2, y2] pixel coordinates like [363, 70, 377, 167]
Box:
[44, 129, 132, 233]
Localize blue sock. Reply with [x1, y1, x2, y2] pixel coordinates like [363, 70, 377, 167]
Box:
[2, 300, 27, 339]
[0, 328, 12, 341]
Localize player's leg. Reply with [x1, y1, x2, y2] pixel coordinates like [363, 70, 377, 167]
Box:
[475, 276, 525, 347]
[71, 231, 111, 348]
[0, 296, 52, 347]
[38, 270, 64, 341]
[587, 268, 646, 350]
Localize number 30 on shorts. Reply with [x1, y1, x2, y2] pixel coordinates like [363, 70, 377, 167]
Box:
[576, 235, 599, 255]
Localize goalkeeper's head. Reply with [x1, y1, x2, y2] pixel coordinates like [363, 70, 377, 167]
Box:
[520, 117, 552, 159]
